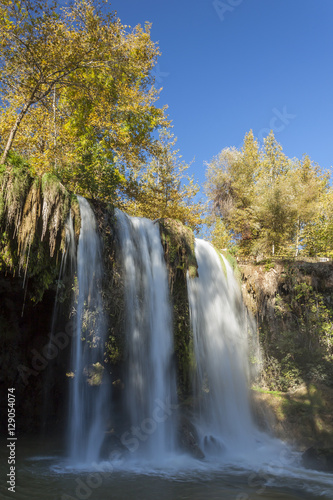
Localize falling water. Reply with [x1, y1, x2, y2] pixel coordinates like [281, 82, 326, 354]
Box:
[187, 239, 262, 458]
[18, 216, 333, 498]
[69, 196, 108, 463]
[116, 211, 177, 461]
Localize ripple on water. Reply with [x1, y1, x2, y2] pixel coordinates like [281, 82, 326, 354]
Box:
[16, 451, 333, 500]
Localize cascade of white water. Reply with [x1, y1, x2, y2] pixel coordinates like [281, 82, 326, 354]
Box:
[187, 239, 259, 457]
[116, 211, 177, 461]
[69, 196, 108, 463]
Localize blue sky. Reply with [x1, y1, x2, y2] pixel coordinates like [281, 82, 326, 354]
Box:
[110, 0, 333, 188]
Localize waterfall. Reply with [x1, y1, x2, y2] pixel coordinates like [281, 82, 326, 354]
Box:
[116, 211, 177, 461]
[66, 204, 278, 466]
[69, 196, 109, 463]
[187, 239, 259, 457]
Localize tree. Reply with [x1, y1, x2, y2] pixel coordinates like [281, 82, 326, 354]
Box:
[302, 188, 333, 257]
[210, 217, 231, 250]
[0, 0, 168, 201]
[205, 146, 241, 223]
[288, 155, 328, 257]
[260, 131, 289, 185]
[124, 130, 204, 232]
[205, 132, 260, 253]
[205, 130, 332, 258]
[253, 133, 294, 256]
[254, 175, 296, 257]
[53, 17, 168, 200]
[0, 0, 98, 164]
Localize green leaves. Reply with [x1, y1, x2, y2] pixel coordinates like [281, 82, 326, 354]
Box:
[123, 129, 204, 232]
[0, 0, 168, 204]
[205, 130, 331, 258]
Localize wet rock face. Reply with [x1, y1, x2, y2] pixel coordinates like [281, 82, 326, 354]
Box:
[158, 218, 198, 400]
[240, 261, 333, 318]
[0, 274, 71, 434]
[240, 260, 333, 391]
[177, 416, 205, 460]
[99, 433, 130, 461]
[302, 447, 333, 473]
[203, 435, 226, 456]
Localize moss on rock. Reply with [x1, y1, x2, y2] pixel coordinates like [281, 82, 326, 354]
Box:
[0, 162, 32, 230]
[41, 173, 70, 257]
[158, 218, 198, 399]
[0, 165, 79, 303]
[91, 201, 126, 373]
[241, 260, 333, 391]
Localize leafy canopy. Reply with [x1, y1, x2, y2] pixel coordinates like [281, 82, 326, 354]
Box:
[205, 130, 331, 258]
[0, 0, 169, 202]
[124, 130, 204, 232]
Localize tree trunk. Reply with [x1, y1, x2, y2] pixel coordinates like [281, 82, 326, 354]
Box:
[53, 86, 58, 171]
[53, 85, 57, 148]
[0, 100, 32, 165]
[295, 218, 300, 257]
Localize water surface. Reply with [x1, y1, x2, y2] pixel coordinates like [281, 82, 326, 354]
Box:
[1, 437, 332, 500]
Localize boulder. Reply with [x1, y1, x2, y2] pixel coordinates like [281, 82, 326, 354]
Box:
[203, 434, 226, 455]
[302, 447, 333, 473]
[99, 433, 129, 461]
[177, 415, 205, 460]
